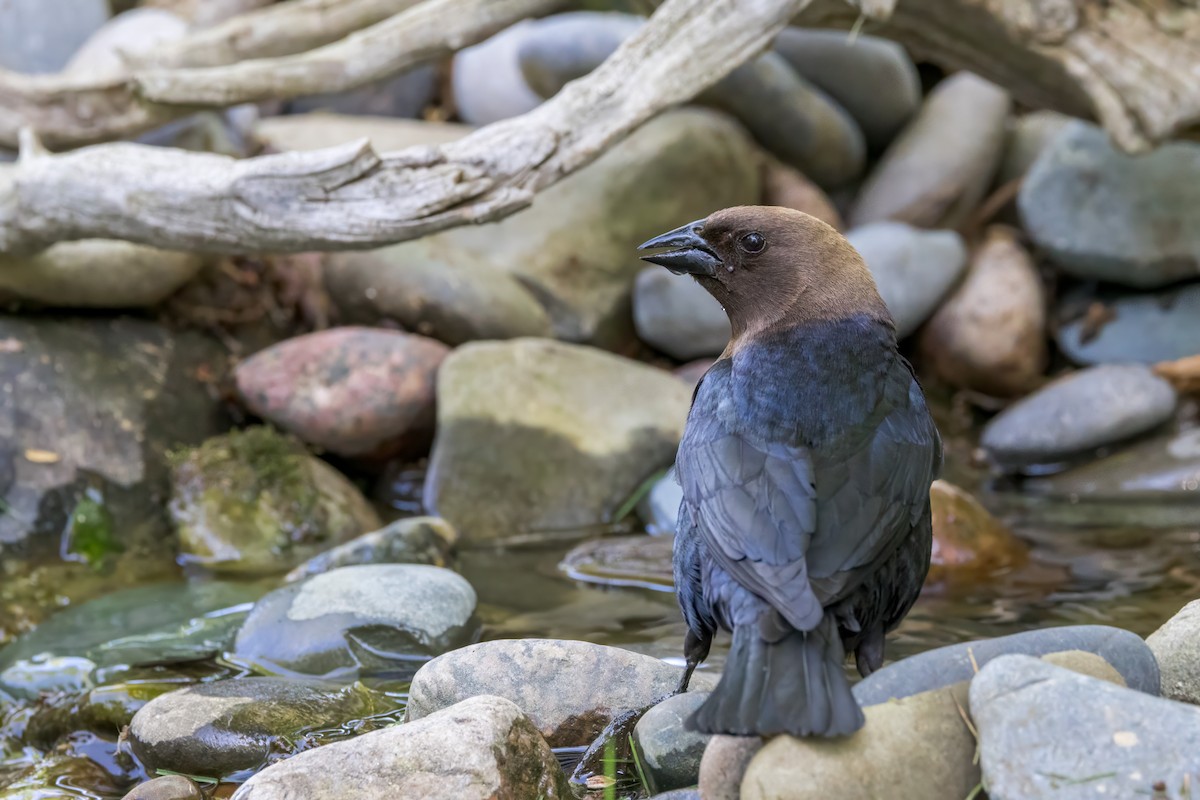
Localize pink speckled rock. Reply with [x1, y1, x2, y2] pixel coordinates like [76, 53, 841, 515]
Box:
[236, 327, 449, 459]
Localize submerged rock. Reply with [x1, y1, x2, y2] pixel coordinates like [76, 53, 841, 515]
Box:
[235, 327, 449, 460]
[285, 516, 458, 581]
[979, 365, 1178, 469]
[233, 564, 478, 677]
[425, 339, 692, 543]
[1056, 283, 1200, 366]
[0, 754, 123, 799]
[232, 695, 571, 800]
[22, 679, 181, 749]
[1148, 599, 1200, 706]
[129, 677, 400, 778]
[169, 427, 382, 574]
[632, 268, 729, 360]
[928, 480, 1027, 584]
[634, 692, 712, 793]
[559, 534, 674, 591]
[406, 639, 714, 747]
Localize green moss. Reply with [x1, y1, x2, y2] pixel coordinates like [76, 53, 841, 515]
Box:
[62, 488, 121, 569]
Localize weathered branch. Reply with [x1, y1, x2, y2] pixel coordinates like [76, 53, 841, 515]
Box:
[135, 0, 564, 107]
[794, 0, 1200, 153]
[0, 0, 809, 256]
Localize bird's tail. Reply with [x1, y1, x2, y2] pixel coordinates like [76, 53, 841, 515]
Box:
[687, 614, 864, 737]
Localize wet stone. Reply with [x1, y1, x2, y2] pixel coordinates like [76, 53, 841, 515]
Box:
[634, 692, 712, 793]
[285, 516, 458, 581]
[928, 480, 1027, 585]
[1056, 283, 1200, 366]
[233, 564, 479, 678]
[0, 754, 124, 799]
[121, 775, 204, 800]
[22, 680, 186, 749]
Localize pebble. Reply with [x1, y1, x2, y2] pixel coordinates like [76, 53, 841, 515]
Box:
[406, 638, 715, 747]
[971, 655, 1200, 800]
[979, 364, 1178, 469]
[424, 339, 692, 543]
[235, 327, 449, 460]
[1020, 120, 1200, 288]
[0, 0, 109, 73]
[284, 516, 458, 581]
[129, 677, 400, 778]
[998, 110, 1073, 184]
[1147, 599, 1200, 706]
[851, 72, 1011, 228]
[632, 268, 730, 360]
[772, 27, 921, 149]
[451, 20, 544, 125]
[1056, 283, 1200, 366]
[633, 692, 712, 793]
[919, 226, 1047, 396]
[231, 695, 571, 800]
[760, 156, 845, 230]
[846, 222, 968, 338]
[169, 427, 382, 575]
[233, 564, 479, 678]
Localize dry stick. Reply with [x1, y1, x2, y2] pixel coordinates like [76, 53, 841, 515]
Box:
[0, 0, 812, 257]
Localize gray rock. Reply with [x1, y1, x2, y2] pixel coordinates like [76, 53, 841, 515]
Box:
[638, 467, 683, 536]
[61, 8, 187, 80]
[370, 109, 759, 349]
[121, 775, 204, 800]
[0, 582, 258, 699]
[846, 222, 968, 337]
[1056, 283, 1200, 366]
[232, 695, 572, 800]
[129, 677, 399, 778]
[634, 692, 712, 793]
[169, 427, 383, 575]
[851, 72, 1011, 228]
[425, 339, 692, 543]
[773, 27, 921, 149]
[451, 21, 544, 125]
[255, 113, 472, 153]
[971, 655, 1200, 800]
[1021, 121, 1200, 288]
[649, 792, 700, 800]
[633, 269, 729, 360]
[0, 0, 109, 73]
[559, 534, 674, 591]
[979, 364, 1178, 469]
[233, 564, 478, 677]
[1146, 599, 1200, 706]
[286, 65, 437, 119]
[285, 516, 458, 581]
[855, 625, 1160, 706]
[516, 12, 865, 188]
[406, 638, 714, 747]
[998, 110, 1073, 184]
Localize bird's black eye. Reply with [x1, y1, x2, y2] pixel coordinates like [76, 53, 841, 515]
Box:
[739, 232, 766, 254]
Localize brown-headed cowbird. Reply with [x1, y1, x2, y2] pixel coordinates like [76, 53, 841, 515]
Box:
[638, 206, 942, 737]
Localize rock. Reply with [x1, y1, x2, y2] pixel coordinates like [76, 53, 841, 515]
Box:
[0, 582, 258, 698]
[772, 28, 921, 150]
[979, 365, 1178, 469]
[129, 677, 400, 778]
[327, 248, 553, 346]
[0, 754, 123, 799]
[846, 223, 968, 338]
[1148, 599, 1200, 706]
[255, 113, 472, 153]
[233, 564, 478, 677]
[998, 110, 1073, 184]
[639, 467, 683, 536]
[61, 8, 188, 80]
[698, 736, 764, 800]
[425, 339, 693, 542]
[673, 359, 713, 389]
[559, 534, 674, 591]
[0, 240, 205, 308]
[286, 66, 437, 119]
[633, 269, 729, 360]
[284, 516, 458, 581]
[1056, 283, 1200, 366]
[760, 157, 844, 230]
[0, 0, 109, 73]
[634, 692, 712, 793]
[928, 480, 1027, 585]
[371, 109, 759, 348]
[1020, 121, 1200, 288]
[516, 13, 864, 188]
[406, 639, 714, 747]
[169, 427, 382, 575]
[854, 625, 1160, 705]
[649, 791, 700, 800]
[232, 695, 572, 800]
[451, 21, 544, 125]
[22, 679, 182, 748]
[122, 775, 204, 800]
[851, 72, 1011, 228]
[121, 775, 204, 800]
[971, 655, 1200, 800]
[235, 327, 448, 460]
[918, 227, 1046, 396]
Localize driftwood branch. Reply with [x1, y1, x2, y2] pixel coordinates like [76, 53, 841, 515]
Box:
[795, 0, 1200, 153]
[0, 0, 809, 256]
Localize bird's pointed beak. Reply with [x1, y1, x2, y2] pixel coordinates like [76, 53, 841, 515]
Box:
[637, 219, 721, 277]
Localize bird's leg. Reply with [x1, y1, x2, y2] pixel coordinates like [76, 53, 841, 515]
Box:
[675, 628, 713, 694]
[854, 626, 885, 678]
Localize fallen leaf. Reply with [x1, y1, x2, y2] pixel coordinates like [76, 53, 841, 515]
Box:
[1155, 354, 1200, 397]
[23, 449, 60, 464]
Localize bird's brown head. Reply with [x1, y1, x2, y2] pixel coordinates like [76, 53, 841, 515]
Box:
[638, 206, 891, 341]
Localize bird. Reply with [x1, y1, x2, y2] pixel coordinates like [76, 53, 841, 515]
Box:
[638, 206, 942, 738]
